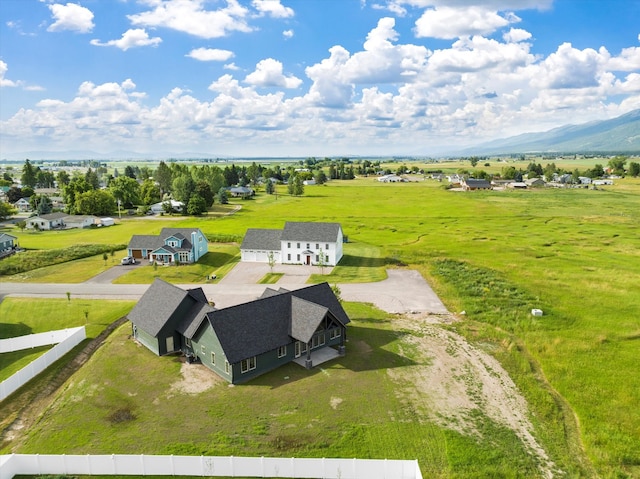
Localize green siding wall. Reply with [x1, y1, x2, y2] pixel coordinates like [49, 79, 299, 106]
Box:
[133, 325, 160, 356]
[191, 323, 232, 382]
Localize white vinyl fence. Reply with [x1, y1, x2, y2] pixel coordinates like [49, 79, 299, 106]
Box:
[0, 327, 86, 401]
[0, 454, 423, 479]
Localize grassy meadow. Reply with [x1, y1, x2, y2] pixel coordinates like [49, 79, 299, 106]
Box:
[1, 170, 639, 477]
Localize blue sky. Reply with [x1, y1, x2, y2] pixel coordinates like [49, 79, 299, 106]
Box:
[1, 0, 639, 158]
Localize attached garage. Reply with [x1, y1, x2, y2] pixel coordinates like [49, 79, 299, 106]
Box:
[240, 229, 283, 263]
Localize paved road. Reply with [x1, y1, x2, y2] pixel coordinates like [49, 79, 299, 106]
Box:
[0, 267, 449, 314]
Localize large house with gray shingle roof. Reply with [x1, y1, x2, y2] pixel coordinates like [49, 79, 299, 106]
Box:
[127, 227, 208, 264]
[128, 278, 349, 384]
[241, 221, 343, 266]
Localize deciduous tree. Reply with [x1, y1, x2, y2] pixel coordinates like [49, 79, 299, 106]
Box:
[75, 189, 116, 216]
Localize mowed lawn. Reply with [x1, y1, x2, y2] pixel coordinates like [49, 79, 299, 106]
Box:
[1, 174, 639, 477]
[11, 303, 549, 478]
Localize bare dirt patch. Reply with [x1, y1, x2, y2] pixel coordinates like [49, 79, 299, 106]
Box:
[168, 361, 222, 396]
[388, 314, 557, 479]
[330, 396, 343, 410]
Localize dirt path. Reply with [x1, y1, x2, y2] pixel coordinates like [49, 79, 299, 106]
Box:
[388, 314, 557, 479]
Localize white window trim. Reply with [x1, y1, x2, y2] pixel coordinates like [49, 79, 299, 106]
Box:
[211, 352, 215, 365]
[241, 356, 257, 373]
[277, 345, 287, 358]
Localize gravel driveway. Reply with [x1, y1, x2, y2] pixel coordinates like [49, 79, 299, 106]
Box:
[0, 265, 448, 314]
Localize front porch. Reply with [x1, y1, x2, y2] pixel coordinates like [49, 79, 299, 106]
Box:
[292, 346, 343, 369]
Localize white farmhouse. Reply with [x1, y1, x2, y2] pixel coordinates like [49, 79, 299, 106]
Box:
[241, 222, 344, 266]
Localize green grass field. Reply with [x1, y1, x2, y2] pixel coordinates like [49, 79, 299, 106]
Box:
[1, 175, 639, 477]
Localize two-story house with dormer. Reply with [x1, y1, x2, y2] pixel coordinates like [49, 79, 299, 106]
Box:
[127, 228, 208, 264]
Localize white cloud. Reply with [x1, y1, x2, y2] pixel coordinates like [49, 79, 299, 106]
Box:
[340, 17, 430, 83]
[384, 0, 552, 10]
[283, 29, 294, 39]
[372, 2, 408, 16]
[128, 0, 252, 39]
[186, 48, 234, 62]
[305, 45, 353, 108]
[3, 5, 640, 157]
[0, 60, 19, 87]
[532, 43, 605, 89]
[90, 29, 162, 51]
[414, 6, 519, 39]
[47, 3, 94, 33]
[244, 58, 303, 88]
[428, 35, 534, 72]
[606, 46, 640, 72]
[252, 0, 294, 18]
[503, 28, 531, 43]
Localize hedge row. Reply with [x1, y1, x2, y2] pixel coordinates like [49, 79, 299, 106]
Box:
[0, 244, 126, 276]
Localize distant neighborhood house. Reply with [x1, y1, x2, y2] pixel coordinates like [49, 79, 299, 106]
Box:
[150, 200, 184, 214]
[127, 227, 208, 264]
[13, 198, 31, 212]
[127, 279, 349, 384]
[461, 178, 492, 191]
[241, 222, 344, 266]
[0, 233, 17, 257]
[25, 213, 97, 230]
[377, 174, 405, 183]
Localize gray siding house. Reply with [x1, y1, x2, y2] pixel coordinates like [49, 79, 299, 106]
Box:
[128, 279, 349, 384]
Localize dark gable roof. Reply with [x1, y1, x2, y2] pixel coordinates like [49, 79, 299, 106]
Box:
[128, 279, 211, 338]
[282, 222, 342, 243]
[465, 179, 491, 188]
[128, 228, 202, 251]
[160, 228, 201, 242]
[128, 234, 164, 250]
[290, 296, 328, 343]
[208, 282, 349, 364]
[241, 228, 282, 251]
[128, 279, 189, 336]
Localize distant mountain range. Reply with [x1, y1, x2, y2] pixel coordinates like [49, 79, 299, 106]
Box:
[2, 109, 639, 161]
[464, 109, 640, 156]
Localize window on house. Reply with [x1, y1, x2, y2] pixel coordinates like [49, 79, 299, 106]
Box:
[225, 360, 230, 374]
[277, 345, 286, 358]
[306, 243, 310, 249]
[241, 356, 256, 373]
[211, 352, 215, 365]
[330, 328, 341, 339]
[297, 243, 300, 248]
[316, 243, 319, 249]
[201, 345, 206, 354]
[325, 243, 329, 249]
[297, 254, 300, 261]
[287, 242, 291, 248]
[287, 253, 291, 261]
[312, 332, 325, 349]
[316, 255, 319, 262]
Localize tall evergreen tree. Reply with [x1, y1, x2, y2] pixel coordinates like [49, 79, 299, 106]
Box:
[21, 159, 37, 188]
